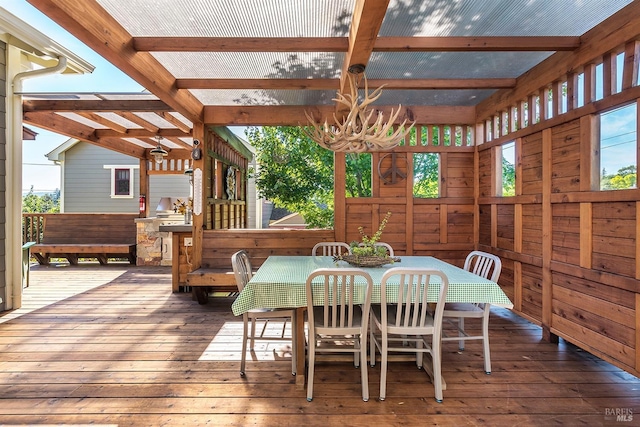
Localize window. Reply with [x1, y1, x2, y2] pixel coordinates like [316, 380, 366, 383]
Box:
[104, 165, 139, 197]
[114, 169, 130, 195]
[599, 103, 637, 191]
[500, 142, 516, 197]
[413, 153, 439, 198]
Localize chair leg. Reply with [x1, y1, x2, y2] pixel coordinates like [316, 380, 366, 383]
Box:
[482, 311, 491, 374]
[306, 335, 316, 402]
[240, 314, 249, 376]
[360, 333, 369, 402]
[379, 335, 388, 401]
[250, 318, 257, 350]
[369, 319, 376, 367]
[432, 335, 443, 403]
[290, 316, 297, 376]
[457, 317, 465, 350]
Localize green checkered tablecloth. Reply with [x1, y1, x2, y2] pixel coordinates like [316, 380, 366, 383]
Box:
[231, 256, 513, 316]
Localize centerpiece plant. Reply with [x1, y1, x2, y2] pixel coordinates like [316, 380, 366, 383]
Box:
[350, 211, 392, 258]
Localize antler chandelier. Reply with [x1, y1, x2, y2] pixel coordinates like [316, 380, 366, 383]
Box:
[305, 64, 415, 153]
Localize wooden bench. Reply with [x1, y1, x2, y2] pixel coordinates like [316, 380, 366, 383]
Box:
[185, 228, 336, 304]
[31, 213, 138, 266]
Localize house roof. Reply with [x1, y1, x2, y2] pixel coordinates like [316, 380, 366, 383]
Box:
[0, 7, 94, 75]
[20, 0, 639, 156]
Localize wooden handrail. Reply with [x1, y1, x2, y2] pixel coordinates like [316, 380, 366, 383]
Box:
[21, 213, 49, 244]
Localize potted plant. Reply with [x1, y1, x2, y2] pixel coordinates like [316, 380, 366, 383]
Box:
[339, 212, 400, 267]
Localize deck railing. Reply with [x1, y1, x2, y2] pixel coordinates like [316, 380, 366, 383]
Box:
[22, 213, 48, 244]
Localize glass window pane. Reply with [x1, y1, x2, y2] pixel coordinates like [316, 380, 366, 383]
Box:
[115, 168, 131, 195]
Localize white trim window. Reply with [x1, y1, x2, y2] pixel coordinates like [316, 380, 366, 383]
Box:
[103, 165, 139, 198]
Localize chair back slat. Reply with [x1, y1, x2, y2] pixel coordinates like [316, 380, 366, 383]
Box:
[312, 242, 351, 257]
[231, 250, 253, 292]
[307, 268, 373, 330]
[464, 251, 502, 282]
[381, 268, 449, 335]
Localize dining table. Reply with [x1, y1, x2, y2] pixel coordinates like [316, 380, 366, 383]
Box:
[231, 255, 514, 387]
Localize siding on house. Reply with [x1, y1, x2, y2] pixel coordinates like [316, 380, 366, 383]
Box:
[0, 41, 6, 311]
[62, 143, 189, 215]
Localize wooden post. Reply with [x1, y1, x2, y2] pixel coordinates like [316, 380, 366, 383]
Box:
[191, 122, 205, 271]
[139, 158, 149, 217]
[541, 128, 556, 342]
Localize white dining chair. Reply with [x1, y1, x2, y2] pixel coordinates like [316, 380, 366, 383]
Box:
[231, 250, 296, 377]
[311, 241, 351, 257]
[306, 267, 373, 402]
[441, 250, 502, 374]
[358, 242, 394, 256]
[369, 267, 449, 402]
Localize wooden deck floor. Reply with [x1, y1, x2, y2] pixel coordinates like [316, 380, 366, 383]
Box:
[0, 263, 638, 426]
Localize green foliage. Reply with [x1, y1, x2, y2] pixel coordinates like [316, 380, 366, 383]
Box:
[413, 153, 439, 198]
[502, 157, 516, 196]
[22, 187, 60, 213]
[601, 165, 637, 190]
[350, 212, 392, 257]
[345, 152, 372, 197]
[247, 126, 335, 228]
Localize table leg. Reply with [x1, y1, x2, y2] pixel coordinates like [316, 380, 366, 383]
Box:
[294, 307, 306, 388]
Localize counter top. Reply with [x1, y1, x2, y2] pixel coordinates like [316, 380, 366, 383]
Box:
[159, 224, 193, 233]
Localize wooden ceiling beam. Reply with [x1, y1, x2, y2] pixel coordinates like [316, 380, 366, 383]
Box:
[374, 36, 580, 52]
[23, 99, 173, 112]
[27, 0, 204, 124]
[204, 105, 475, 126]
[176, 78, 515, 90]
[24, 111, 99, 142]
[133, 37, 349, 52]
[95, 128, 190, 138]
[24, 111, 148, 158]
[342, 0, 390, 87]
[133, 36, 579, 53]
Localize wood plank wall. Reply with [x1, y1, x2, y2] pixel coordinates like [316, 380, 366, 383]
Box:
[474, 4, 640, 378]
[335, 138, 477, 268]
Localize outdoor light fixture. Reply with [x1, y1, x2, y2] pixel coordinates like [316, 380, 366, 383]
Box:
[305, 64, 415, 153]
[150, 135, 168, 164]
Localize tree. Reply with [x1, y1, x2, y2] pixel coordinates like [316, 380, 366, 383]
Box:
[413, 153, 439, 198]
[601, 165, 637, 190]
[22, 187, 60, 213]
[247, 126, 378, 228]
[247, 126, 335, 228]
[502, 157, 516, 196]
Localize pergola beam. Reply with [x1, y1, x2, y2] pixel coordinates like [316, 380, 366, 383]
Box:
[23, 99, 173, 112]
[27, 0, 205, 125]
[204, 105, 475, 126]
[176, 78, 516, 90]
[133, 36, 580, 52]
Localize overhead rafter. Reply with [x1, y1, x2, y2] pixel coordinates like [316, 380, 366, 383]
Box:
[175, 78, 516, 90]
[133, 36, 580, 53]
[26, 0, 205, 124]
[23, 99, 173, 112]
[24, 110, 147, 158]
